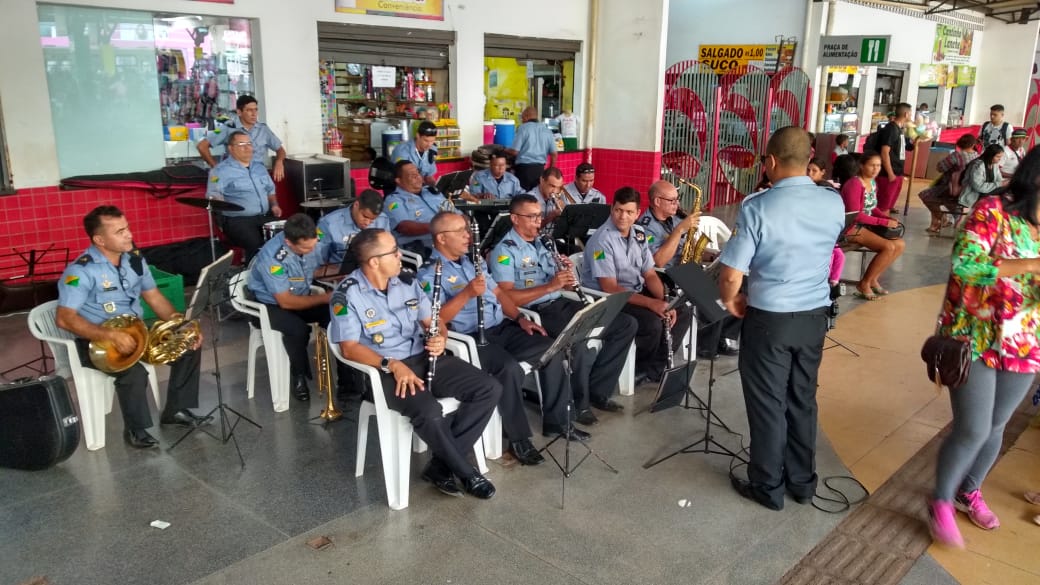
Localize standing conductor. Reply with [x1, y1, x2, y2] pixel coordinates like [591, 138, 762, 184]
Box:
[717, 127, 845, 511]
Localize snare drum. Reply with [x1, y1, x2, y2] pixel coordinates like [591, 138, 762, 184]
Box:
[263, 220, 287, 241]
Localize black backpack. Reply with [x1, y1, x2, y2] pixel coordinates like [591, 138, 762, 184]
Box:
[862, 129, 881, 153]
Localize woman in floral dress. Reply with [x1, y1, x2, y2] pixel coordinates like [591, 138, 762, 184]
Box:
[929, 146, 1040, 548]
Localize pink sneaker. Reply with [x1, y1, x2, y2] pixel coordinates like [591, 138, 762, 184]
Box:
[928, 499, 965, 548]
[956, 490, 1000, 530]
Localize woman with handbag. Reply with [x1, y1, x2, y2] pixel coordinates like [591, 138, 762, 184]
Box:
[840, 151, 906, 300]
[928, 146, 1040, 548]
[957, 144, 1005, 210]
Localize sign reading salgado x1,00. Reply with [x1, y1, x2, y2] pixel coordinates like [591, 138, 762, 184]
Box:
[818, 36, 890, 67]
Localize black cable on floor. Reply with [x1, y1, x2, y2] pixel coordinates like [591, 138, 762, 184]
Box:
[726, 445, 870, 514]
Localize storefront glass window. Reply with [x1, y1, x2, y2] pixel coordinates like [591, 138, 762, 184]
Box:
[484, 58, 575, 148]
[37, 4, 254, 177]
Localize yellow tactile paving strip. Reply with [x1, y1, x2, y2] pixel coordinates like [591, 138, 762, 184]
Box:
[817, 284, 1040, 584]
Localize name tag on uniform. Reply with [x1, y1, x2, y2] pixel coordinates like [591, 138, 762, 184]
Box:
[365, 320, 386, 329]
[288, 277, 305, 282]
[102, 286, 118, 292]
[103, 302, 117, 313]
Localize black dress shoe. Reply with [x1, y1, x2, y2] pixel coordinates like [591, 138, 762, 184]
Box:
[292, 375, 310, 402]
[590, 398, 624, 413]
[574, 408, 599, 426]
[421, 459, 462, 497]
[730, 476, 783, 511]
[717, 338, 740, 356]
[461, 474, 496, 499]
[786, 488, 813, 505]
[542, 424, 591, 441]
[160, 409, 213, 428]
[123, 428, 159, 449]
[509, 439, 545, 466]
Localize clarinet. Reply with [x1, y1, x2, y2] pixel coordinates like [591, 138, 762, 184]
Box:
[426, 260, 443, 390]
[539, 234, 591, 306]
[470, 221, 488, 346]
[662, 297, 674, 369]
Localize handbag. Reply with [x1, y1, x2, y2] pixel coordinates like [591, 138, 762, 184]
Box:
[865, 221, 905, 239]
[920, 334, 971, 390]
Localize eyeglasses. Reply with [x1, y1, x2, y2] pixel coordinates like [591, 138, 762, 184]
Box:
[434, 227, 470, 236]
[116, 265, 131, 291]
[232, 142, 254, 148]
[655, 196, 679, 204]
[369, 246, 400, 260]
[511, 212, 542, 221]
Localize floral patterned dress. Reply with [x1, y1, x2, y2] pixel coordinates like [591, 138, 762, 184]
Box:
[938, 196, 1040, 373]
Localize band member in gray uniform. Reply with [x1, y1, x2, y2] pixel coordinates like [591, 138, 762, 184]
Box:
[466, 152, 524, 199]
[718, 127, 845, 511]
[56, 205, 209, 449]
[490, 195, 638, 425]
[317, 189, 390, 267]
[418, 211, 583, 444]
[329, 228, 500, 499]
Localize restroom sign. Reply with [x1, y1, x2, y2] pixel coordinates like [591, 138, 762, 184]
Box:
[818, 35, 890, 66]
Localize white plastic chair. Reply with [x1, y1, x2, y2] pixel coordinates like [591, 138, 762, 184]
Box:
[329, 340, 488, 511]
[569, 253, 639, 395]
[228, 271, 291, 412]
[28, 300, 160, 451]
[399, 249, 425, 273]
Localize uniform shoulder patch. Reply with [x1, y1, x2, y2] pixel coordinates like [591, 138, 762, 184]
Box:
[501, 239, 517, 248]
[274, 247, 289, 261]
[638, 215, 652, 226]
[633, 226, 647, 244]
[331, 279, 357, 317]
[75, 254, 93, 266]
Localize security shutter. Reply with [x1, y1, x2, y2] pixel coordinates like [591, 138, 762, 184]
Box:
[317, 22, 454, 69]
[484, 34, 581, 61]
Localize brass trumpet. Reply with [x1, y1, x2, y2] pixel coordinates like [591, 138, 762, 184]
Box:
[88, 314, 200, 373]
[314, 325, 342, 422]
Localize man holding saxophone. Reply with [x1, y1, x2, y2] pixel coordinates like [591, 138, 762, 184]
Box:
[639, 179, 741, 358]
[490, 195, 637, 426]
[417, 212, 576, 449]
[330, 228, 500, 499]
[56, 205, 209, 449]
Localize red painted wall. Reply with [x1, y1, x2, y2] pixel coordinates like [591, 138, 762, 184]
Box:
[0, 148, 663, 280]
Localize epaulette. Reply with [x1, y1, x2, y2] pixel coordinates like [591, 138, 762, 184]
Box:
[75, 254, 92, 266]
[501, 238, 517, 248]
[330, 279, 358, 315]
[637, 215, 652, 226]
[274, 247, 289, 261]
[129, 247, 145, 276]
[398, 269, 416, 285]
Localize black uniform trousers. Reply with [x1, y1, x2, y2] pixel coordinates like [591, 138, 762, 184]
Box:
[379, 353, 501, 480]
[738, 305, 829, 508]
[534, 298, 638, 410]
[263, 303, 351, 385]
[514, 163, 545, 192]
[219, 213, 272, 264]
[480, 320, 571, 431]
[622, 292, 693, 377]
[75, 339, 201, 431]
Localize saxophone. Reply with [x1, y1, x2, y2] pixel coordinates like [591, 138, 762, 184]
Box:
[677, 179, 711, 265]
[314, 325, 342, 422]
[426, 260, 443, 390]
[88, 314, 201, 373]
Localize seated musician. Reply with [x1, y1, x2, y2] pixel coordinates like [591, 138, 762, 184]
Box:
[330, 228, 500, 499]
[464, 152, 524, 200]
[561, 163, 607, 206]
[317, 189, 389, 271]
[525, 167, 566, 225]
[206, 130, 281, 263]
[638, 180, 740, 357]
[579, 187, 691, 383]
[384, 160, 455, 258]
[489, 195, 638, 425]
[418, 212, 584, 445]
[248, 213, 350, 402]
[56, 205, 210, 449]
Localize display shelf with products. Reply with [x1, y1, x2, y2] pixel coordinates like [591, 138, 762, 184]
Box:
[434, 120, 462, 161]
[328, 62, 449, 119]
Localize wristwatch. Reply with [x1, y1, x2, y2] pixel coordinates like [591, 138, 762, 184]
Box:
[380, 357, 392, 373]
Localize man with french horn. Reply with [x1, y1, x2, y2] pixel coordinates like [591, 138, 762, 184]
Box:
[56, 206, 209, 449]
[490, 195, 637, 426]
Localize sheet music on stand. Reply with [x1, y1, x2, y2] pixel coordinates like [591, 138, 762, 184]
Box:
[533, 291, 632, 370]
[435, 170, 474, 198]
[185, 251, 234, 321]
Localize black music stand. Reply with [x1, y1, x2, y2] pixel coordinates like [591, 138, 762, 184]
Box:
[168, 251, 261, 466]
[535, 291, 631, 508]
[644, 263, 746, 469]
[434, 170, 474, 198]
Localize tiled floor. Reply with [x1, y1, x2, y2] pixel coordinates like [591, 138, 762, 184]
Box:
[0, 185, 1035, 585]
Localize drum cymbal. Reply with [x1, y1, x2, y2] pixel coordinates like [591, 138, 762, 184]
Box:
[300, 198, 347, 209]
[174, 196, 244, 212]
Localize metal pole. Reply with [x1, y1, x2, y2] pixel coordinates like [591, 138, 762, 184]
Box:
[901, 139, 922, 216]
